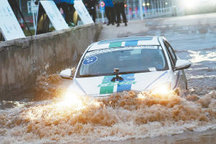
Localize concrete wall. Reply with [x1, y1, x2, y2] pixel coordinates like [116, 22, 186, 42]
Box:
[0, 24, 102, 100]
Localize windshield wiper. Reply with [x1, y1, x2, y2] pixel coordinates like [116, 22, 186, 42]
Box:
[118, 70, 150, 75]
[79, 70, 150, 78]
[79, 74, 100, 77]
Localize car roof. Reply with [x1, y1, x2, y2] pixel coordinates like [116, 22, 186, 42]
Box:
[88, 36, 161, 51]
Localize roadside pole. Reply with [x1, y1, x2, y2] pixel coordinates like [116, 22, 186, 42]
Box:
[139, 0, 143, 20]
[32, 10, 36, 33]
[99, 1, 105, 23]
[31, 0, 37, 33]
[27, 0, 38, 35]
[35, 1, 39, 35]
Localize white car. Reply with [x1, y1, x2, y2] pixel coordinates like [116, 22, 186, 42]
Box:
[60, 36, 191, 97]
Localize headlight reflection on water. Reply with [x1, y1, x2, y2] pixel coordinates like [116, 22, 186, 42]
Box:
[24, 88, 102, 123]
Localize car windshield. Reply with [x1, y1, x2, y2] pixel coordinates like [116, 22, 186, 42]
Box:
[77, 46, 168, 77]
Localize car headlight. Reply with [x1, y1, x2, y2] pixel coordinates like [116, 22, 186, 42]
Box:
[151, 82, 172, 96]
[56, 83, 86, 110]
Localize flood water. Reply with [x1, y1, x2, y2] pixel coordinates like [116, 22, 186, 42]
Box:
[0, 89, 216, 144]
[0, 13, 216, 144]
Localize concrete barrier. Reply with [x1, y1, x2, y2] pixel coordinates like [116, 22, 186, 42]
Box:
[0, 24, 102, 100]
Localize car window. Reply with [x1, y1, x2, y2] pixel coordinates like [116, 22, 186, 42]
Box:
[164, 41, 177, 63]
[164, 42, 175, 68]
[77, 46, 169, 77]
[164, 41, 177, 69]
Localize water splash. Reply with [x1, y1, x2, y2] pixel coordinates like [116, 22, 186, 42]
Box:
[0, 90, 216, 144]
[188, 50, 216, 63]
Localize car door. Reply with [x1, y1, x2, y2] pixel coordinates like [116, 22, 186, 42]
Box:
[163, 40, 187, 91]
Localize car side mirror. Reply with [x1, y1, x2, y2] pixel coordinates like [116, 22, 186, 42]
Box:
[175, 59, 191, 71]
[59, 69, 72, 79]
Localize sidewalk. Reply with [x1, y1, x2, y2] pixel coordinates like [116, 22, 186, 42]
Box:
[99, 20, 148, 40]
[99, 13, 216, 41]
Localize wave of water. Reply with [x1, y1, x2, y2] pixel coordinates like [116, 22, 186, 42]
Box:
[0, 89, 216, 144]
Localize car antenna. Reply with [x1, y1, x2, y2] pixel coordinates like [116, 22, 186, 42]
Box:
[111, 68, 123, 82]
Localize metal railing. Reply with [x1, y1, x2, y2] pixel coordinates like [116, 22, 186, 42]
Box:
[96, 0, 175, 23]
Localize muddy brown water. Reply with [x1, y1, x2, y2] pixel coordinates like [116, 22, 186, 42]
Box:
[101, 130, 216, 144]
[0, 90, 216, 144]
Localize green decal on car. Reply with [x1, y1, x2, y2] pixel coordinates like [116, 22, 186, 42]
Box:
[109, 41, 122, 48]
[98, 74, 136, 94]
[99, 76, 115, 94]
[98, 81, 136, 87]
[117, 74, 135, 92]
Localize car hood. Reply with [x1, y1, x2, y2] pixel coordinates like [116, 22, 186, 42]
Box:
[75, 71, 170, 97]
